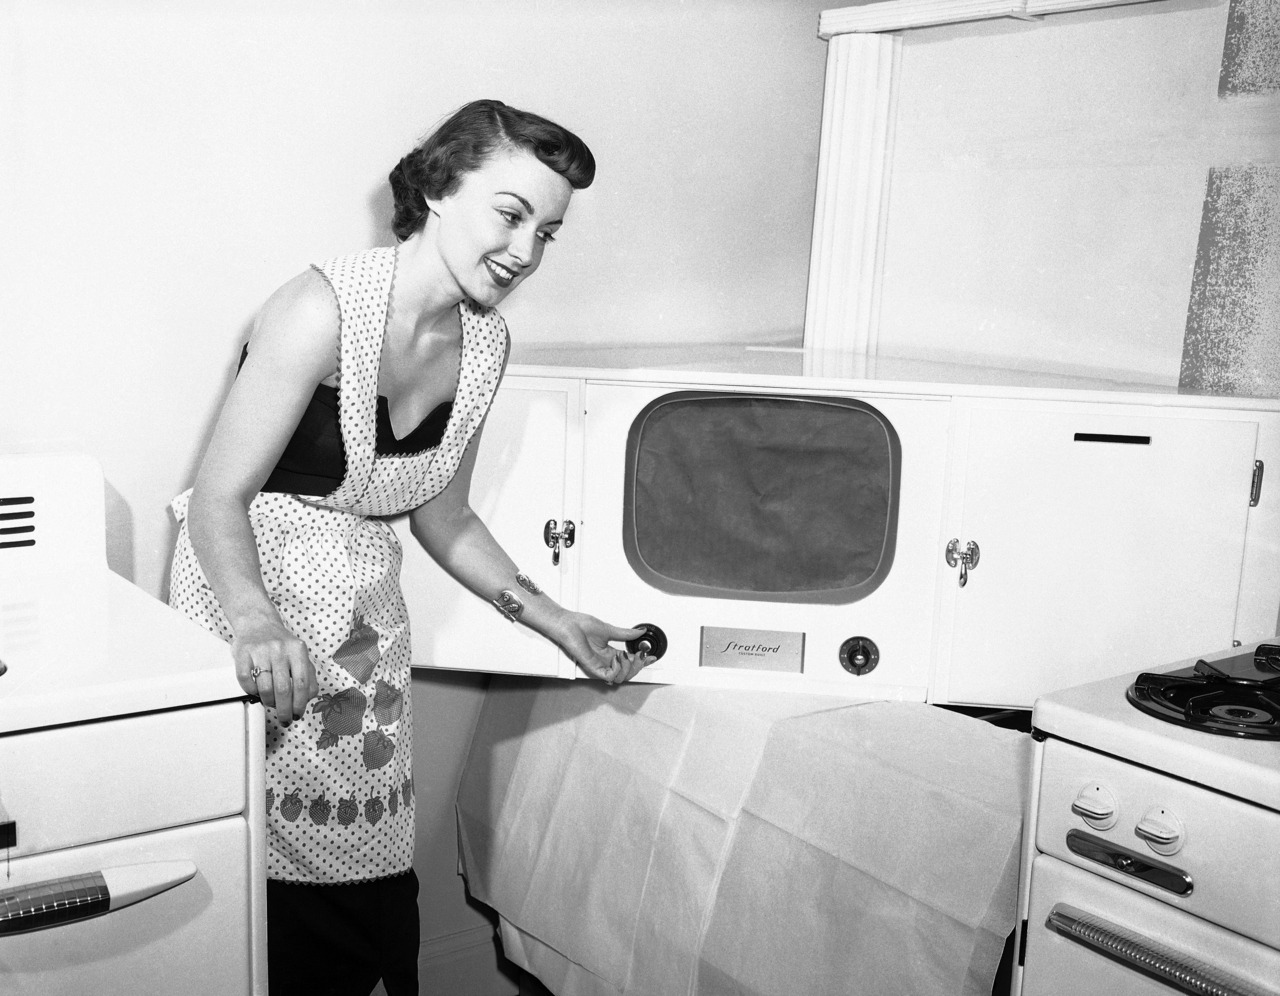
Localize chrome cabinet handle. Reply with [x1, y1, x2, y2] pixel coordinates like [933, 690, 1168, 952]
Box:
[945, 538, 980, 587]
[543, 519, 576, 566]
[0, 861, 196, 935]
[1045, 904, 1269, 996]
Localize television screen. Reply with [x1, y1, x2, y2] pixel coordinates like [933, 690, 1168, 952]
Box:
[622, 392, 900, 603]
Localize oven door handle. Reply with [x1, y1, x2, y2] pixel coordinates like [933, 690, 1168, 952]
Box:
[1045, 903, 1272, 996]
[0, 860, 196, 936]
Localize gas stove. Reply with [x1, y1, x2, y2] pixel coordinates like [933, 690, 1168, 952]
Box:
[1015, 644, 1280, 996]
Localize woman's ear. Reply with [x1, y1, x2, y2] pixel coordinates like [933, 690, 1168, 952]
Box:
[424, 194, 444, 218]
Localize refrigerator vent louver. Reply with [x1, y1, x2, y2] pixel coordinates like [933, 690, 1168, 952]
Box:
[0, 496, 36, 550]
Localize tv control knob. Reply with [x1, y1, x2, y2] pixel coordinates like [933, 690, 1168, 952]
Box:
[1135, 807, 1185, 856]
[1071, 784, 1118, 831]
[626, 623, 667, 662]
[839, 637, 879, 675]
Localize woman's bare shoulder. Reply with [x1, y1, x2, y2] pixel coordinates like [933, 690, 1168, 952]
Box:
[246, 268, 340, 379]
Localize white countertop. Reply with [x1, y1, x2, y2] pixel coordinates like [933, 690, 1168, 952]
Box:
[507, 342, 1280, 411]
[0, 569, 244, 734]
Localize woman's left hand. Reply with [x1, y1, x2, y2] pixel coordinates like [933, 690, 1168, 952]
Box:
[555, 614, 653, 685]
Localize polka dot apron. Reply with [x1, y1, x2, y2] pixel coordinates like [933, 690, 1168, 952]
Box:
[169, 246, 508, 883]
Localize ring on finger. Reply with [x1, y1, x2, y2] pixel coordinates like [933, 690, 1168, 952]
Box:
[250, 666, 266, 680]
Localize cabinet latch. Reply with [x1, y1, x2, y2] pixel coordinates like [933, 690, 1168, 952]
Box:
[544, 519, 576, 566]
[1250, 460, 1264, 507]
[945, 539, 981, 587]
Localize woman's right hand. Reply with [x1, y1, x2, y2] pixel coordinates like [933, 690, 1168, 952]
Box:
[231, 617, 318, 724]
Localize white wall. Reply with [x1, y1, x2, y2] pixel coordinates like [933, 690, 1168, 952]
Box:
[875, 0, 1279, 386]
[1, 0, 833, 593]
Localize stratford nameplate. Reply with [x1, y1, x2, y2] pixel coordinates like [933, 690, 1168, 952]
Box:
[699, 627, 804, 673]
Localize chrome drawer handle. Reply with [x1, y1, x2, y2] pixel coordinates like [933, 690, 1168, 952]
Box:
[0, 861, 196, 935]
[1066, 829, 1192, 895]
[1046, 904, 1270, 996]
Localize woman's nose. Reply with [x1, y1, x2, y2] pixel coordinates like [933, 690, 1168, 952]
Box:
[508, 227, 538, 266]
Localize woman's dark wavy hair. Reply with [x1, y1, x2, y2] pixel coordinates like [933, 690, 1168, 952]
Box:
[388, 99, 595, 242]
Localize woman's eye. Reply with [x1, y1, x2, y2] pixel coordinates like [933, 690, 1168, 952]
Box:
[537, 231, 557, 244]
[497, 209, 520, 225]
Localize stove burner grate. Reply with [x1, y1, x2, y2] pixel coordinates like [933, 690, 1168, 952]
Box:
[1127, 672, 1280, 740]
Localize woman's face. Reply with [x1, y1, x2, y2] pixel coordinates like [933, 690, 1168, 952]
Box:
[427, 147, 575, 308]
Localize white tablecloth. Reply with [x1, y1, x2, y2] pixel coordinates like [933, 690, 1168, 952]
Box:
[457, 680, 1030, 996]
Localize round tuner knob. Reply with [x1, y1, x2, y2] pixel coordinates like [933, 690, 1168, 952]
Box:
[839, 637, 879, 675]
[626, 623, 667, 662]
[1071, 784, 1118, 831]
[1135, 807, 1185, 856]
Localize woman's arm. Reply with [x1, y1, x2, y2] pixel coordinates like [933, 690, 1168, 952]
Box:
[186, 269, 338, 721]
[409, 424, 651, 684]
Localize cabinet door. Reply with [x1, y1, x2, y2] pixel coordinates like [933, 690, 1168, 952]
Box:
[396, 377, 582, 678]
[935, 401, 1258, 708]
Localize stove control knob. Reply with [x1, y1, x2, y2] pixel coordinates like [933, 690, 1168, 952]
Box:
[1071, 784, 1118, 830]
[626, 623, 667, 662]
[1135, 808, 1185, 856]
[839, 637, 879, 675]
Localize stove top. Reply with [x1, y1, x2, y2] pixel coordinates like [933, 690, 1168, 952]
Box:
[1032, 644, 1280, 813]
[1126, 644, 1280, 740]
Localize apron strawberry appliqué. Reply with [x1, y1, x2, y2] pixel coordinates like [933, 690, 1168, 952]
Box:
[314, 688, 366, 748]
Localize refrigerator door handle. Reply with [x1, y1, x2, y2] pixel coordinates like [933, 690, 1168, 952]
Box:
[0, 860, 197, 935]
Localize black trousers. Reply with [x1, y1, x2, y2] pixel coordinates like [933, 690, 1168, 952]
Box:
[266, 870, 420, 996]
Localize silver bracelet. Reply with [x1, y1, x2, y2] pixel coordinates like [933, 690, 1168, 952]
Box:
[515, 572, 542, 595]
[491, 590, 524, 622]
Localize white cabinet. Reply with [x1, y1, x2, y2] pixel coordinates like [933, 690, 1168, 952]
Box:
[934, 400, 1261, 707]
[397, 377, 582, 678]
[402, 368, 1280, 708]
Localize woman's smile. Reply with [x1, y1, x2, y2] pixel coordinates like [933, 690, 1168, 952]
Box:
[484, 256, 519, 288]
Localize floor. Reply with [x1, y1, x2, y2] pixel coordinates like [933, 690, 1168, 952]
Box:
[513, 944, 1017, 996]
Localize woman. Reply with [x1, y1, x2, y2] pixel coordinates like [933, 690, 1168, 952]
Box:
[168, 99, 650, 996]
